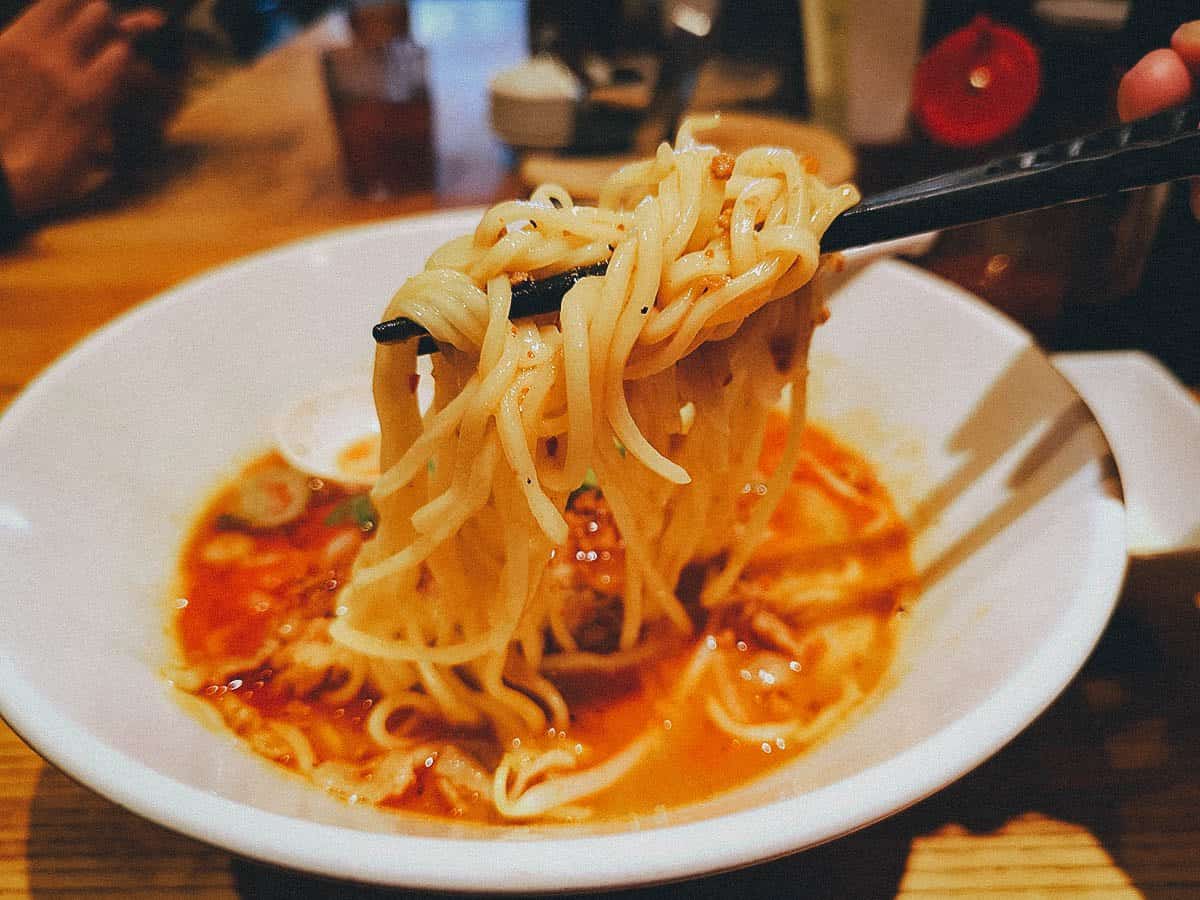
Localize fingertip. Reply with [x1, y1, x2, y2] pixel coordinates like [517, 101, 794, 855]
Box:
[1171, 21, 1200, 72]
[117, 7, 166, 34]
[1117, 48, 1194, 121]
[82, 36, 132, 100]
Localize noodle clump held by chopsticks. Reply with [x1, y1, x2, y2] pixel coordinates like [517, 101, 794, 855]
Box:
[321, 122, 860, 819]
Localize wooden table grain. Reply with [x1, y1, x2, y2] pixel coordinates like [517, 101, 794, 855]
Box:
[2, 9, 1200, 898]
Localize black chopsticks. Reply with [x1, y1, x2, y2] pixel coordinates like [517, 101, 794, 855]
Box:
[375, 101, 1200, 351]
[372, 262, 608, 353]
[820, 99, 1200, 251]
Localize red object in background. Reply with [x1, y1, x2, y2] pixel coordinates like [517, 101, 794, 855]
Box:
[913, 15, 1041, 148]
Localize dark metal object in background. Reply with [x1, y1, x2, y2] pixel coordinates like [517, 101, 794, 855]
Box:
[631, 0, 723, 154]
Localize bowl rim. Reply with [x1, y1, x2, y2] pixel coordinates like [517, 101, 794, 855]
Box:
[0, 213, 1128, 892]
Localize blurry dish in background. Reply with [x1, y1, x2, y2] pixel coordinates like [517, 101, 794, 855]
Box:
[488, 54, 584, 149]
[582, 57, 781, 121]
[519, 112, 855, 201]
[489, 51, 783, 155]
[1052, 351, 1200, 560]
[1032, 0, 1131, 32]
[684, 113, 855, 181]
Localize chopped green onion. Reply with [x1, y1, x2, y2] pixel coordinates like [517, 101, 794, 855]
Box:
[326, 494, 378, 530]
[568, 468, 600, 506]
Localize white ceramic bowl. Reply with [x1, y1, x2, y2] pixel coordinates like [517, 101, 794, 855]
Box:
[0, 211, 1125, 892]
[489, 55, 581, 149]
[490, 92, 577, 149]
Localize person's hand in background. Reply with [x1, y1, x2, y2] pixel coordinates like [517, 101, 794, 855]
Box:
[1118, 21, 1200, 218]
[0, 0, 164, 219]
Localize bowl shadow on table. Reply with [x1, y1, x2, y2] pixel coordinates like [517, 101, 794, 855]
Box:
[22, 766, 233, 897]
[22, 350, 1198, 898]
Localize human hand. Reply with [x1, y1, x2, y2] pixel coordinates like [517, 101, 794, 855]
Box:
[0, 0, 165, 218]
[1117, 21, 1200, 218]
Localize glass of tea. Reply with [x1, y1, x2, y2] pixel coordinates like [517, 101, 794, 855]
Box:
[322, 39, 435, 198]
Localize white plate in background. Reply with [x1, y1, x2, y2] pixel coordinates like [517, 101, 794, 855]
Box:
[1052, 350, 1200, 559]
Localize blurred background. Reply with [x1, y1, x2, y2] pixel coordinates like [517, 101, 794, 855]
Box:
[0, 0, 1197, 387]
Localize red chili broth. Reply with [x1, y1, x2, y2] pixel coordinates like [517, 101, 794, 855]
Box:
[173, 418, 915, 822]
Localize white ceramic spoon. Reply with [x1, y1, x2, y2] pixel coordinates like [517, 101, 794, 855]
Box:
[273, 375, 380, 486]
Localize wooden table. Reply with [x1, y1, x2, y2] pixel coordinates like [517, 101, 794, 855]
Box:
[0, 9, 524, 416]
[3, 9, 1200, 898]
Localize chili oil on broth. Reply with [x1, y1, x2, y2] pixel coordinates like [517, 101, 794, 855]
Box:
[170, 418, 915, 824]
